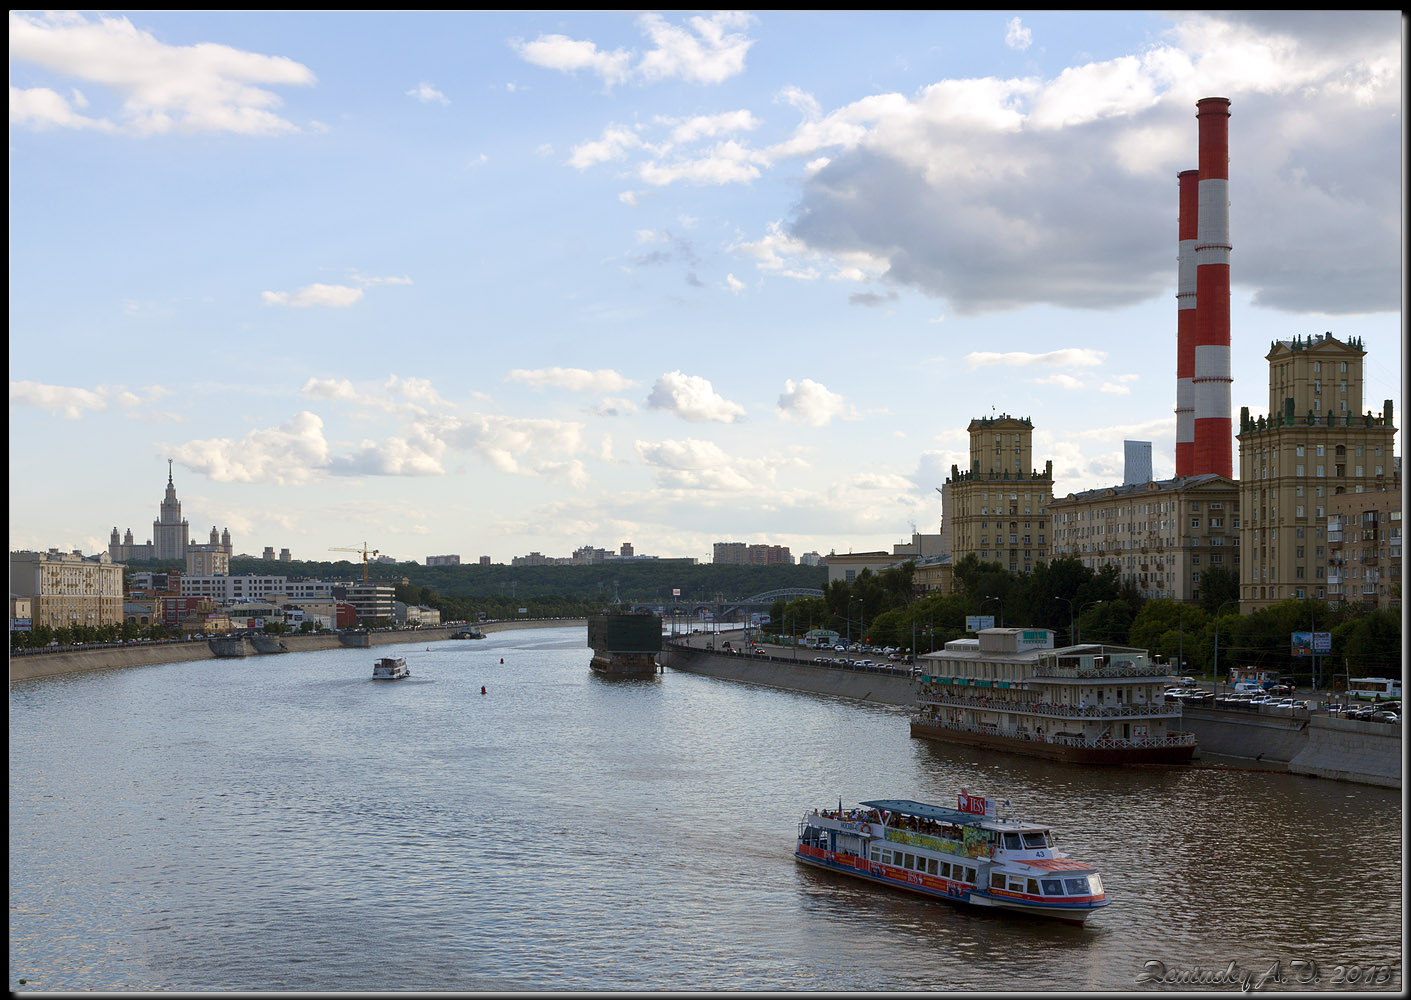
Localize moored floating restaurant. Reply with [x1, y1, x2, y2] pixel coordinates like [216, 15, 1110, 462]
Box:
[911, 628, 1197, 764]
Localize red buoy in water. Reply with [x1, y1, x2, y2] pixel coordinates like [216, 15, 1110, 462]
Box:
[481, 686, 487, 695]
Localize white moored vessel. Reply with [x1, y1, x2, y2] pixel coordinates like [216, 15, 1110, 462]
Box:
[795, 791, 1108, 924]
[372, 656, 410, 680]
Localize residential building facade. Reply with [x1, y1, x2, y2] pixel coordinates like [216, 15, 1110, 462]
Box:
[942, 414, 1054, 574]
[1049, 474, 1240, 601]
[10, 548, 125, 630]
[1325, 482, 1402, 610]
[1236, 333, 1398, 610]
[713, 542, 793, 565]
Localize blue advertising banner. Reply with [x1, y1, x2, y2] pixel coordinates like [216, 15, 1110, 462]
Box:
[1290, 631, 1331, 656]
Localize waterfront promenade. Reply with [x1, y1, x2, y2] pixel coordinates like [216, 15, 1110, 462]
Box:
[8, 618, 586, 682]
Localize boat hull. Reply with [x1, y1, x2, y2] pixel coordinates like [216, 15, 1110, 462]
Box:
[910, 720, 1196, 765]
[793, 849, 1100, 925]
[589, 650, 659, 676]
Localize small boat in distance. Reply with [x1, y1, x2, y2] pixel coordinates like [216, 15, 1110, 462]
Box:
[372, 656, 410, 680]
[795, 791, 1108, 924]
[451, 628, 485, 640]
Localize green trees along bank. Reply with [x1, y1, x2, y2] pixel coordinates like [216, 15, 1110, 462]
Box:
[763, 555, 1401, 685]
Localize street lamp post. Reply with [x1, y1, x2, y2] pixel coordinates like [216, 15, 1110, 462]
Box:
[1211, 600, 1239, 697]
[1054, 596, 1076, 646]
[982, 595, 1003, 628]
[1074, 600, 1104, 645]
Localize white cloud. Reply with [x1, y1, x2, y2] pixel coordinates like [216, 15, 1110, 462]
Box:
[9, 84, 115, 131]
[514, 12, 755, 89]
[636, 12, 755, 84]
[646, 371, 746, 423]
[768, 12, 1400, 315]
[327, 424, 446, 477]
[966, 348, 1107, 369]
[406, 81, 448, 104]
[170, 411, 331, 485]
[776, 378, 858, 427]
[506, 367, 638, 393]
[724, 273, 745, 293]
[660, 109, 760, 144]
[9, 11, 314, 136]
[568, 124, 648, 169]
[10, 380, 170, 419]
[10, 380, 109, 419]
[262, 283, 364, 308]
[511, 34, 634, 88]
[438, 413, 586, 478]
[639, 140, 764, 187]
[301, 374, 453, 416]
[634, 437, 770, 491]
[1031, 373, 1084, 390]
[1005, 17, 1033, 52]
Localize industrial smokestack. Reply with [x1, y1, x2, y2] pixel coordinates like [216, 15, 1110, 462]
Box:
[1192, 97, 1232, 479]
[1175, 168, 1198, 478]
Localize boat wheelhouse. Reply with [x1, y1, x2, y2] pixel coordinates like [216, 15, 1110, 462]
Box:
[795, 792, 1108, 924]
[372, 656, 410, 680]
[911, 627, 1196, 764]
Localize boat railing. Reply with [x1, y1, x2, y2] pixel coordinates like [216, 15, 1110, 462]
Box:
[1029, 663, 1174, 679]
[915, 692, 1180, 719]
[911, 716, 1197, 749]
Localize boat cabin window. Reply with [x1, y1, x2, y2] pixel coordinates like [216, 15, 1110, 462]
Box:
[939, 862, 951, 878]
[1022, 831, 1051, 849]
[990, 872, 1005, 889]
[964, 867, 976, 884]
[1027, 878, 1041, 895]
[1064, 877, 1092, 896]
[927, 858, 938, 876]
[1041, 879, 1064, 896]
[1003, 833, 1023, 850]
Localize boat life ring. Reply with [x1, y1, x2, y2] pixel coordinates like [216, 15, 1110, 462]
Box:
[859, 823, 872, 836]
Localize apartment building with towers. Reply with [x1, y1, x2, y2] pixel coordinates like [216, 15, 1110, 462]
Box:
[941, 414, 1053, 574]
[1236, 333, 1398, 610]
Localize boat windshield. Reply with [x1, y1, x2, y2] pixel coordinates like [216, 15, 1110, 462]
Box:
[1021, 831, 1051, 849]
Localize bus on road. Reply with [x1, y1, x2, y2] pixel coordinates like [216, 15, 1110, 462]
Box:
[1348, 677, 1402, 701]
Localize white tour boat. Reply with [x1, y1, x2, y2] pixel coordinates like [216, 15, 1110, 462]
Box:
[372, 656, 410, 680]
[795, 790, 1108, 924]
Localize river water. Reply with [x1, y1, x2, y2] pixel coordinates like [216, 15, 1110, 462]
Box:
[9, 627, 1403, 992]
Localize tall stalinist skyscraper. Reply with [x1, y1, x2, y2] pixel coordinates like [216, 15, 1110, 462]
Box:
[153, 459, 191, 561]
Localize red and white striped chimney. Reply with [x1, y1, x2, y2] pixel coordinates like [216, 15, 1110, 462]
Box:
[1175, 168, 1198, 477]
[1192, 97, 1232, 479]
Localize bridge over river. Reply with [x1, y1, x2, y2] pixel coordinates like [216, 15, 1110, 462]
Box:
[623, 588, 824, 624]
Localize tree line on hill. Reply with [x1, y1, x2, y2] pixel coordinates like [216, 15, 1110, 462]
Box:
[106, 556, 824, 624]
[762, 554, 1402, 684]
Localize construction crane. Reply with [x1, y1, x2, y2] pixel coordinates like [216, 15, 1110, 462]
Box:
[329, 543, 379, 584]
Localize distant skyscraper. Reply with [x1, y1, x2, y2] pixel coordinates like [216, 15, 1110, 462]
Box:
[1123, 441, 1153, 485]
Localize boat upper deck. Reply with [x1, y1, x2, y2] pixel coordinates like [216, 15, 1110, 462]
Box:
[861, 799, 1049, 833]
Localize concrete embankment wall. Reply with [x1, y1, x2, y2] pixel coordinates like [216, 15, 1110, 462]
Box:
[660, 646, 914, 706]
[662, 647, 1402, 788]
[1287, 715, 1402, 789]
[1181, 706, 1311, 763]
[9, 618, 586, 683]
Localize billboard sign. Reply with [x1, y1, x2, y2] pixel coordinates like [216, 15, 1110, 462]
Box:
[1290, 632, 1331, 656]
[10, 618, 32, 632]
[966, 615, 995, 632]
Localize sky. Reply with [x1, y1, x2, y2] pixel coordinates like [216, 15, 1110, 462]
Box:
[8, 11, 1404, 568]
